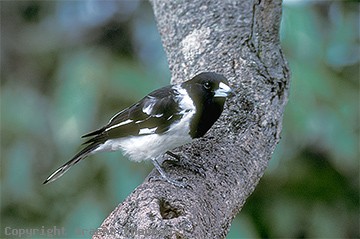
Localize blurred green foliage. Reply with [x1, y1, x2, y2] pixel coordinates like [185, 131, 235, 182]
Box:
[1, 1, 358, 238]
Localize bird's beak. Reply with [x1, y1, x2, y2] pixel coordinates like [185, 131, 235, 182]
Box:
[214, 82, 232, 97]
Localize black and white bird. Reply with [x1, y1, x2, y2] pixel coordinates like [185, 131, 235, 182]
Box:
[44, 72, 232, 186]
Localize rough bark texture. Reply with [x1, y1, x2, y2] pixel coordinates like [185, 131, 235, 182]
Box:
[93, 0, 290, 238]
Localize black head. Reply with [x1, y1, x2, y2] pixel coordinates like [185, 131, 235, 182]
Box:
[182, 72, 232, 138]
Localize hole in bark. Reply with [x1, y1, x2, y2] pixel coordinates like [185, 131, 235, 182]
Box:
[159, 199, 182, 219]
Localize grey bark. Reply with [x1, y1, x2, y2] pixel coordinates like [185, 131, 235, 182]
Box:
[93, 0, 290, 238]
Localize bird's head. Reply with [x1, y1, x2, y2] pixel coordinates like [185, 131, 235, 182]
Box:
[182, 72, 232, 105]
[182, 72, 232, 138]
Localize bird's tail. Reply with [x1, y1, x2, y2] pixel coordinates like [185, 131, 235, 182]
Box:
[43, 142, 101, 184]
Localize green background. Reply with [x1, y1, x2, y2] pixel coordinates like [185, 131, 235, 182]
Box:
[1, 1, 358, 238]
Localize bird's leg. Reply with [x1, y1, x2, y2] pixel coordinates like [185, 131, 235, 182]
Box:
[150, 158, 187, 188]
[165, 151, 206, 177]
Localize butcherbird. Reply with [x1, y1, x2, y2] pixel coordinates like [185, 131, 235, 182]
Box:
[44, 72, 232, 187]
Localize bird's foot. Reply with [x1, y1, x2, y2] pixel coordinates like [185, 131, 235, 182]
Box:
[150, 158, 190, 188]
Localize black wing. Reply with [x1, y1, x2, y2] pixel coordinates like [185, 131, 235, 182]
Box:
[82, 85, 183, 142]
[43, 86, 185, 184]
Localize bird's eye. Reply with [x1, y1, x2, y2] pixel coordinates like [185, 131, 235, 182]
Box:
[204, 82, 211, 89]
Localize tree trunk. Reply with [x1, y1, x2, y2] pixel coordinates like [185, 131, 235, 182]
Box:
[93, 0, 290, 238]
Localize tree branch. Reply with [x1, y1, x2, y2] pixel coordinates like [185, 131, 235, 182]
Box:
[93, 0, 290, 238]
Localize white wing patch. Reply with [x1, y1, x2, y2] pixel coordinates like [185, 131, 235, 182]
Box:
[139, 127, 157, 135]
[153, 113, 163, 117]
[142, 97, 157, 115]
[106, 119, 133, 131]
